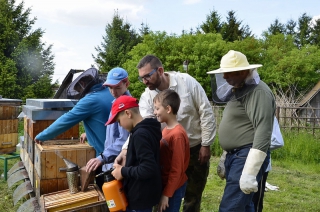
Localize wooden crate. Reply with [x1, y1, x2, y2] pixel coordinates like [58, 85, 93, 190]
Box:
[28, 157, 34, 187]
[24, 132, 34, 163]
[23, 117, 29, 134]
[34, 171, 69, 199]
[39, 184, 107, 212]
[0, 105, 20, 120]
[34, 142, 95, 180]
[0, 133, 18, 154]
[24, 117, 79, 140]
[23, 149, 29, 174]
[0, 104, 19, 154]
[0, 119, 19, 134]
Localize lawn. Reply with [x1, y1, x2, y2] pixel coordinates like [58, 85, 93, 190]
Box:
[200, 157, 320, 212]
[0, 129, 319, 211]
[1, 155, 319, 211]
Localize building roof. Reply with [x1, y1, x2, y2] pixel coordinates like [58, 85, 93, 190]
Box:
[298, 81, 320, 107]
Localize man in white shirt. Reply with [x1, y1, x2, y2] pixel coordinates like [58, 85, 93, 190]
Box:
[116, 55, 216, 212]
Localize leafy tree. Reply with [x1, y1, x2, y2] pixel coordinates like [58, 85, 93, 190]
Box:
[200, 8, 222, 34]
[295, 13, 312, 47]
[221, 10, 252, 42]
[0, 0, 55, 100]
[285, 19, 297, 36]
[227, 37, 262, 64]
[0, 59, 18, 98]
[267, 19, 286, 35]
[122, 32, 227, 99]
[259, 33, 320, 93]
[139, 22, 151, 36]
[93, 10, 143, 73]
[310, 18, 320, 46]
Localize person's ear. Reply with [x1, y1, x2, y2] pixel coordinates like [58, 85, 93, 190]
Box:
[125, 80, 130, 88]
[166, 105, 172, 114]
[157, 67, 164, 75]
[124, 110, 132, 118]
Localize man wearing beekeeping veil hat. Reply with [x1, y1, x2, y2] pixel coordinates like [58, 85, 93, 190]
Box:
[34, 67, 114, 190]
[207, 50, 275, 212]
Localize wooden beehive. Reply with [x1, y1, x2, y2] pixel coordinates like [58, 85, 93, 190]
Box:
[40, 184, 107, 212]
[23, 141, 95, 197]
[20, 99, 98, 199]
[0, 105, 20, 119]
[0, 133, 18, 153]
[34, 171, 69, 199]
[0, 98, 22, 154]
[34, 142, 95, 180]
[24, 117, 79, 140]
[0, 119, 19, 134]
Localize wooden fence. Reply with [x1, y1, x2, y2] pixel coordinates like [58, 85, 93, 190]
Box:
[212, 105, 320, 137]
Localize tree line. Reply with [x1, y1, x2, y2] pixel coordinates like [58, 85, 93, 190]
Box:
[1, 0, 319, 101]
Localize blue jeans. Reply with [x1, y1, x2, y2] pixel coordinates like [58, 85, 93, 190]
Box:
[126, 208, 152, 212]
[164, 182, 187, 212]
[219, 147, 270, 212]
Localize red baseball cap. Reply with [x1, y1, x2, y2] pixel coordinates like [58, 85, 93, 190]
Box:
[105, 95, 139, 125]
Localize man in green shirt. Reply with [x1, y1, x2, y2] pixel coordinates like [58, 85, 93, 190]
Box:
[207, 50, 275, 212]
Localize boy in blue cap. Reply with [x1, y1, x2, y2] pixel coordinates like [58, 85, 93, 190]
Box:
[86, 67, 131, 173]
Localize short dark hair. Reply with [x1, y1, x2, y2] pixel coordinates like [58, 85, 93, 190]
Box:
[137, 55, 163, 70]
[116, 106, 140, 120]
[153, 89, 180, 115]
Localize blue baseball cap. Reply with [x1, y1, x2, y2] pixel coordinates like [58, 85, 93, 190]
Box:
[103, 67, 128, 86]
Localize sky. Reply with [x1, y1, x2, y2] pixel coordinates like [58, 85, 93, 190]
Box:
[19, 0, 320, 84]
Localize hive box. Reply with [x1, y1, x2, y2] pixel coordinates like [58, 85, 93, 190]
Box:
[0, 105, 20, 119]
[34, 171, 69, 199]
[24, 117, 79, 140]
[0, 119, 18, 134]
[32, 142, 95, 197]
[39, 184, 107, 212]
[0, 133, 18, 153]
[0, 98, 22, 154]
[34, 142, 95, 180]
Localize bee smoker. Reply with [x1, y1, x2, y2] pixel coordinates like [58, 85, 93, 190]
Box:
[96, 168, 128, 211]
[60, 158, 80, 194]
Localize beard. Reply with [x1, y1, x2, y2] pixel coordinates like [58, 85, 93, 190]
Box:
[145, 73, 161, 90]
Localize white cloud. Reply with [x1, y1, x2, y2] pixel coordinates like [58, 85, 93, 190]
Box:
[183, 0, 202, 5]
[23, 0, 147, 27]
[311, 15, 320, 26]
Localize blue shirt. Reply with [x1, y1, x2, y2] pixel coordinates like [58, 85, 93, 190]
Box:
[35, 83, 114, 156]
[98, 91, 131, 171]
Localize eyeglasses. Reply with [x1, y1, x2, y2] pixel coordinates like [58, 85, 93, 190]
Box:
[138, 68, 157, 82]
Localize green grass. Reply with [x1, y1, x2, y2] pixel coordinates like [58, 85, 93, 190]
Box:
[199, 157, 320, 212]
[0, 129, 319, 211]
[0, 155, 21, 211]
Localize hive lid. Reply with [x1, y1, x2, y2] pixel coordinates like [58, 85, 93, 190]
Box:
[26, 99, 77, 109]
[0, 98, 22, 106]
[22, 105, 70, 120]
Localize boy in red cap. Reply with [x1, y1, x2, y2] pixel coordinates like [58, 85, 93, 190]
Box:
[108, 95, 162, 212]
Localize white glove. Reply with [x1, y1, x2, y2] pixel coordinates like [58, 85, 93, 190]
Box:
[266, 182, 279, 191]
[217, 151, 227, 180]
[239, 173, 258, 194]
[239, 148, 266, 194]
